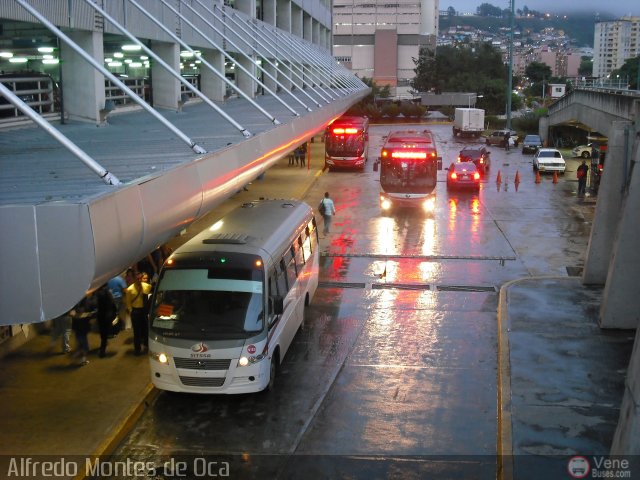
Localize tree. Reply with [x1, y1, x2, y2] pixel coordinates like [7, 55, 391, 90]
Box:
[524, 61, 552, 82]
[578, 57, 593, 77]
[610, 57, 639, 90]
[447, 6, 456, 17]
[477, 3, 503, 17]
[411, 42, 510, 115]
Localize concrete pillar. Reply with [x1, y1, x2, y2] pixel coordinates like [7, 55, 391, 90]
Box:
[303, 13, 312, 42]
[538, 116, 550, 147]
[237, 55, 257, 98]
[291, 5, 303, 38]
[279, 61, 293, 90]
[263, 0, 276, 26]
[263, 60, 278, 92]
[200, 49, 225, 102]
[583, 121, 632, 285]
[276, 0, 291, 32]
[313, 20, 320, 46]
[235, 0, 256, 18]
[599, 137, 640, 328]
[151, 41, 180, 110]
[60, 31, 105, 123]
[611, 318, 640, 454]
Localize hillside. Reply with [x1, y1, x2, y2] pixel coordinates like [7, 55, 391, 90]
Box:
[440, 12, 617, 47]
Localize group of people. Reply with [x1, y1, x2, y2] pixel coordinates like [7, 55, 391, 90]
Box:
[288, 143, 307, 167]
[49, 246, 171, 365]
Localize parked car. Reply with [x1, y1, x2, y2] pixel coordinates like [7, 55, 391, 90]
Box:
[572, 143, 594, 158]
[485, 129, 519, 148]
[457, 146, 491, 174]
[521, 134, 543, 154]
[446, 161, 481, 191]
[533, 148, 566, 173]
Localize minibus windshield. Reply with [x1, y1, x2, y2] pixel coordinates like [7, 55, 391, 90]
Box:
[150, 267, 264, 340]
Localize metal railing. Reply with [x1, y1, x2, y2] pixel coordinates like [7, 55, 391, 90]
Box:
[0, 75, 56, 119]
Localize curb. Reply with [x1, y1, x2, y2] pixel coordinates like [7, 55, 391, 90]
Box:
[73, 383, 159, 479]
[496, 275, 577, 480]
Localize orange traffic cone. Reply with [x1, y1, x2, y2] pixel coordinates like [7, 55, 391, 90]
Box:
[535, 171, 541, 184]
[496, 170, 502, 183]
[553, 171, 558, 184]
[514, 171, 520, 185]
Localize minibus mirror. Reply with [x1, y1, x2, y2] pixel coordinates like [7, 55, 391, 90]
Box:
[373, 160, 379, 172]
[437, 157, 443, 170]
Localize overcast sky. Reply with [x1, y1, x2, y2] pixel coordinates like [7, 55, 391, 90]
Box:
[444, 1, 638, 18]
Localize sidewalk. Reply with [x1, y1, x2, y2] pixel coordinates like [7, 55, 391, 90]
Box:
[498, 277, 635, 479]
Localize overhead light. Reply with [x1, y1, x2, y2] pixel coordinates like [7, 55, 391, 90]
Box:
[104, 58, 113, 62]
[42, 58, 59, 64]
[195, 60, 201, 64]
[113, 52, 124, 58]
[124, 59, 132, 64]
[140, 55, 148, 60]
[129, 62, 143, 67]
[108, 61, 123, 67]
[9, 57, 28, 63]
[121, 44, 141, 51]
[37, 46, 54, 53]
[0, 51, 13, 58]
[42, 54, 54, 59]
[180, 51, 194, 58]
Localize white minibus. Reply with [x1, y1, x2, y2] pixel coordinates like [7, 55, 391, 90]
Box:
[148, 199, 319, 393]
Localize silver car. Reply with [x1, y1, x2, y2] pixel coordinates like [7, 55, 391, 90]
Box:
[533, 148, 566, 173]
[485, 129, 519, 148]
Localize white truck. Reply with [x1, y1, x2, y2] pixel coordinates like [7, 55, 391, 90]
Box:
[452, 108, 485, 138]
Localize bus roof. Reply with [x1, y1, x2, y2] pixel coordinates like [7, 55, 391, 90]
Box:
[385, 130, 433, 145]
[172, 199, 313, 260]
[329, 115, 369, 128]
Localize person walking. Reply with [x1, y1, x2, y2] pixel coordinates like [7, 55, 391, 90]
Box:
[70, 294, 96, 366]
[125, 272, 152, 355]
[96, 284, 117, 358]
[107, 273, 127, 333]
[504, 131, 511, 151]
[318, 192, 336, 236]
[50, 311, 72, 354]
[577, 159, 589, 196]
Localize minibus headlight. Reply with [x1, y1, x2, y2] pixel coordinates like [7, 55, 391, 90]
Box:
[381, 198, 392, 210]
[238, 354, 267, 367]
[422, 198, 435, 212]
[151, 352, 169, 364]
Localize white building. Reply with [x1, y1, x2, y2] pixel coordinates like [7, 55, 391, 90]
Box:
[592, 16, 640, 80]
[333, 0, 439, 97]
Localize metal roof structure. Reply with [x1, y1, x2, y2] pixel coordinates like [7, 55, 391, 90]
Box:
[0, 0, 368, 325]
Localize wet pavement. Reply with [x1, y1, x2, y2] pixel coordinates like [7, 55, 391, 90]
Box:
[0, 124, 634, 480]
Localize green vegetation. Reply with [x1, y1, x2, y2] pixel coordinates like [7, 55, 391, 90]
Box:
[610, 57, 640, 90]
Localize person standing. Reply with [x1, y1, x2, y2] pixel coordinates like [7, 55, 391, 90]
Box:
[504, 131, 510, 151]
[319, 191, 336, 236]
[125, 272, 152, 355]
[577, 159, 589, 196]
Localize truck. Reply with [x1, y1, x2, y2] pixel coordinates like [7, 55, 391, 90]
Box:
[452, 108, 485, 138]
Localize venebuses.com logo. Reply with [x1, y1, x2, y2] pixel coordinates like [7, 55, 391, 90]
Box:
[568, 455, 632, 478]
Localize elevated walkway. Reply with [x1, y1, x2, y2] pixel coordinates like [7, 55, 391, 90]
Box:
[0, 88, 367, 325]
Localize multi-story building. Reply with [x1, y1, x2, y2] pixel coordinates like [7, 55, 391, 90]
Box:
[333, 0, 439, 97]
[593, 16, 640, 80]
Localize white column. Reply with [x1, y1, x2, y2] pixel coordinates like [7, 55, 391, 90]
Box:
[237, 55, 257, 99]
[151, 41, 180, 110]
[60, 31, 105, 123]
[200, 49, 225, 102]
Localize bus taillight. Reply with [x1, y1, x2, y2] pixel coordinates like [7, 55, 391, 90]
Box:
[391, 151, 428, 159]
[332, 127, 359, 135]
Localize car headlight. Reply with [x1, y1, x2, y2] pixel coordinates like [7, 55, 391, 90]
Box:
[380, 197, 392, 210]
[422, 198, 435, 212]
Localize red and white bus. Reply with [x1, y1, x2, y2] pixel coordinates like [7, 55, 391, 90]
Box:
[324, 115, 369, 170]
[374, 130, 442, 213]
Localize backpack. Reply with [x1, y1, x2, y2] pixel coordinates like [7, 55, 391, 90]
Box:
[318, 199, 326, 215]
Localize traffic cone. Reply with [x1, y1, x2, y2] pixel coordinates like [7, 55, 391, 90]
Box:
[535, 171, 541, 184]
[496, 170, 502, 184]
[553, 171, 558, 184]
[514, 171, 520, 185]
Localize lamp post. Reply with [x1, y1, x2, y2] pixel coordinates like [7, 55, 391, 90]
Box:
[506, 0, 514, 130]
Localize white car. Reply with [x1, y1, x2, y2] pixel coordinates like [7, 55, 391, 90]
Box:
[533, 148, 566, 173]
[572, 143, 594, 159]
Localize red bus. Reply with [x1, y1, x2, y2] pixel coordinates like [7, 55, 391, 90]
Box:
[374, 130, 442, 213]
[324, 115, 370, 170]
